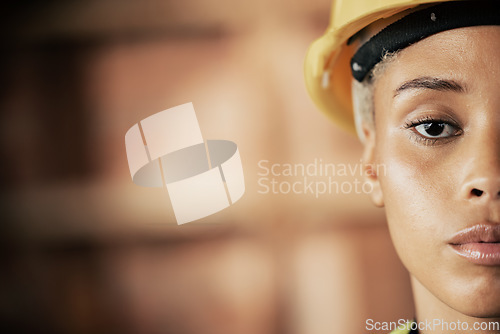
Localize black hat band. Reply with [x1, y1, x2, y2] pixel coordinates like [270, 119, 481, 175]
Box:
[350, 0, 500, 82]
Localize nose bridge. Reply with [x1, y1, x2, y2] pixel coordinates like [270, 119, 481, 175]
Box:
[460, 123, 500, 201]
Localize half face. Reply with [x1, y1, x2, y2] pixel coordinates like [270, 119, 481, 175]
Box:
[368, 26, 500, 317]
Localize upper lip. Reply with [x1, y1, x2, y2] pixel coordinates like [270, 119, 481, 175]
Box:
[449, 224, 500, 245]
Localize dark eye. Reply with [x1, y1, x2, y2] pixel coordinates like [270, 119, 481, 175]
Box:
[414, 122, 456, 138]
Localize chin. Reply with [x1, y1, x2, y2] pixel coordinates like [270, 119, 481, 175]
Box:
[459, 307, 500, 319]
[457, 300, 500, 318]
[446, 283, 500, 318]
[412, 268, 500, 320]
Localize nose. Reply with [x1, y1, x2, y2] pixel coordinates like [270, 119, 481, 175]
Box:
[461, 177, 500, 201]
[459, 132, 500, 202]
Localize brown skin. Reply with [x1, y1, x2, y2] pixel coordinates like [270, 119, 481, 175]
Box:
[363, 26, 500, 332]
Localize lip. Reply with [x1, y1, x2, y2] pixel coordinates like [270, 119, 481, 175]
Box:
[448, 224, 500, 266]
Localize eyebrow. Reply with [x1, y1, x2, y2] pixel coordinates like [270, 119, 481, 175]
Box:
[393, 77, 466, 98]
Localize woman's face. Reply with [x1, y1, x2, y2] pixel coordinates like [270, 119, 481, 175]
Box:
[369, 26, 500, 317]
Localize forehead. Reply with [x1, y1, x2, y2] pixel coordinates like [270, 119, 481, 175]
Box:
[377, 26, 500, 90]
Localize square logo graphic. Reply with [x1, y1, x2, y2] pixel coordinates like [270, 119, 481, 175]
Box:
[125, 103, 245, 224]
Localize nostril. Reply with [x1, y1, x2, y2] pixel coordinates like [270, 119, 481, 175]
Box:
[471, 188, 484, 197]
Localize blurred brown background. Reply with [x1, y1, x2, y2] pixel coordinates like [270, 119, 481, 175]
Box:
[0, 1, 413, 333]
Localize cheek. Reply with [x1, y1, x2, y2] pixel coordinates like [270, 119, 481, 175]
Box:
[376, 144, 456, 267]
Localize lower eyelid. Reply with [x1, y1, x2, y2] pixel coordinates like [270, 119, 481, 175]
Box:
[408, 132, 442, 146]
[407, 132, 431, 145]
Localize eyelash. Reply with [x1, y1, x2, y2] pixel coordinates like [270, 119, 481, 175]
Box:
[403, 116, 462, 146]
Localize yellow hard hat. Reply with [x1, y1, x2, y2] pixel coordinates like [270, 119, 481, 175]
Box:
[304, 0, 453, 134]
